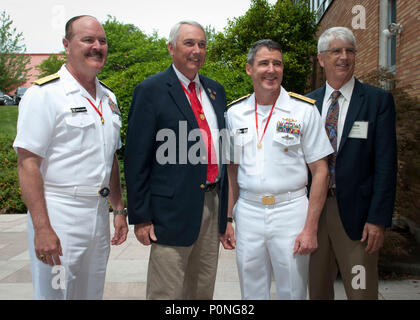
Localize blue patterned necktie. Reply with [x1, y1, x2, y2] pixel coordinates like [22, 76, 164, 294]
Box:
[325, 90, 341, 187]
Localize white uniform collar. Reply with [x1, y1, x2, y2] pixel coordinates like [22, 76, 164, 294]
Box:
[59, 65, 105, 102]
[325, 76, 355, 102]
[275, 86, 292, 112]
[252, 86, 292, 113]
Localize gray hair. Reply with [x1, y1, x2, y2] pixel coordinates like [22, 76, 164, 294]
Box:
[247, 39, 282, 65]
[168, 21, 206, 47]
[317, 27, 357, 53]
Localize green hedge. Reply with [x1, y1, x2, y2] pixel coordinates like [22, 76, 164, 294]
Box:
[0, 134, 26, 213]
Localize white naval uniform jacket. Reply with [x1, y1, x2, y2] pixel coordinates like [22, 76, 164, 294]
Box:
[226, 87, 333, 196]
[13, 65, 122, 190]
[13, 65, 122, 300]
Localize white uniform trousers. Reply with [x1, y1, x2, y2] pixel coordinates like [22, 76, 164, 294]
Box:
[234, 194, 309, 300]
[27, 191, 110, 300]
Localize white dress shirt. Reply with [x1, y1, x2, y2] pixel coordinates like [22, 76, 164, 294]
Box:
[321, 76, 355, 148]
[172, 64, 220, 170]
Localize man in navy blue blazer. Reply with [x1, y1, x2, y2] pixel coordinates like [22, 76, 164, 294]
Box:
[307, 27, 397, 299]
[124, 21, 229, 299]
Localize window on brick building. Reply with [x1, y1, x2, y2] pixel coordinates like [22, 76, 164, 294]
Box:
[311, 0, 333, 23]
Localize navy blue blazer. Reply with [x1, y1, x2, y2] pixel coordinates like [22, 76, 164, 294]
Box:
[124, 66, 228, 246]
[307, 79, 397, 240]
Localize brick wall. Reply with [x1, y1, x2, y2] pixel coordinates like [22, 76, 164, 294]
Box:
[396, 0, 420, 98]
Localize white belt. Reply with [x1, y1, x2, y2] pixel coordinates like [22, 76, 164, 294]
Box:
[44, 184, 108, 197]
[239, 188, 307, 205]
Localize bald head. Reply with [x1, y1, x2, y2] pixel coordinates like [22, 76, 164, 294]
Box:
[65, 15, 100, 41]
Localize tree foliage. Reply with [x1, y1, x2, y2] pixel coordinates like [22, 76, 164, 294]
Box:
[0, 10, 30, 92]
[208, 0, 317, 97]
[36, 54, 66, 78]
[99, 16, 169, 80]
[100, 16, 171, 149]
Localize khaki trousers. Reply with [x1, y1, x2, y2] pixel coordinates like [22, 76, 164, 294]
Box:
[309, 196, 379, 300]
[146, 189, 220, 300]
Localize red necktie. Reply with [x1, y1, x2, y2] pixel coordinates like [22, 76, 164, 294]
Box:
[188, 82, 219, 183]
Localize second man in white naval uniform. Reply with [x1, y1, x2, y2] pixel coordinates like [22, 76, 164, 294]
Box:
[13, 16, 128, 299]
[221, 39, 333, 299]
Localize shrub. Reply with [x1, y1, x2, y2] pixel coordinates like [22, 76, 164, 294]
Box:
[103, 58, 172, 154]
[0, 134, 26, 213]
[360, 68, 420, 226]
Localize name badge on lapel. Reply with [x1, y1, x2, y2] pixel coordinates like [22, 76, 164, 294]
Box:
[71, 107, 87, 113]
[348, 121, 368, 139]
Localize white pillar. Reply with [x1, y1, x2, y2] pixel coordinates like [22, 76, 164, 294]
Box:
[379, 0, 388, 68]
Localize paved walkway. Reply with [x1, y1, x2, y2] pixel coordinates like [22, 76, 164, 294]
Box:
[0, 214, 419, 300]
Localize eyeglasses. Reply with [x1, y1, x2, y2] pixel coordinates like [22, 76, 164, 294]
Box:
[320, 48, 357, 56]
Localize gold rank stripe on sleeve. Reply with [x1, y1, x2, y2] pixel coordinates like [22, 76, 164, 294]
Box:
[227, 94, 251, 108]
[288, 92, 316, 105]
[33, 73, 60, 86]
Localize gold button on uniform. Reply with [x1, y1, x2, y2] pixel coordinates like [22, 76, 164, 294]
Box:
[200, 184, 206, 189]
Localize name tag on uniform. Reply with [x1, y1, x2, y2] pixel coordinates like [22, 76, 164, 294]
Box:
[348, 121, 368, 139]
[236, 128, 248, 134]
[71, 107, 87, 113]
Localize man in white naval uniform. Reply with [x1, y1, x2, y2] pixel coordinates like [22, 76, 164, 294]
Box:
[221, 39, 333, 299]
[13, 15, 128, 299]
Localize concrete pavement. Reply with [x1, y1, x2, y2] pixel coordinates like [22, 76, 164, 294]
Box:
[0, 214, 419, 300]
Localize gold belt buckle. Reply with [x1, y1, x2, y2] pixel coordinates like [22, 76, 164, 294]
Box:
[262, 195, 275, 205]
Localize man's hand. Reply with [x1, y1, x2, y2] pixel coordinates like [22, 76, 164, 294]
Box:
[134, 222, 157, 245]
[219, 222, 236, 250]
[111, 214, 128, 245]
[296, 157, 327, 256]
[293, 228, 318, 255]
[17, 148, 62, 265]
[361, 222, 385, 254]
[34, 226, 63, 266]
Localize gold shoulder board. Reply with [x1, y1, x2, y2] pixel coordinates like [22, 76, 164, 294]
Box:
[99, 80, 114, 93]
[227, 94, 251, 108]
[33, 73, 60, 86]
[288, 92, 316, 105]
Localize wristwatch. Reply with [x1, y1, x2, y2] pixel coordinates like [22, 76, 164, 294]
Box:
[113, 208, 128, 216]
[227, 217, 233, 223]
